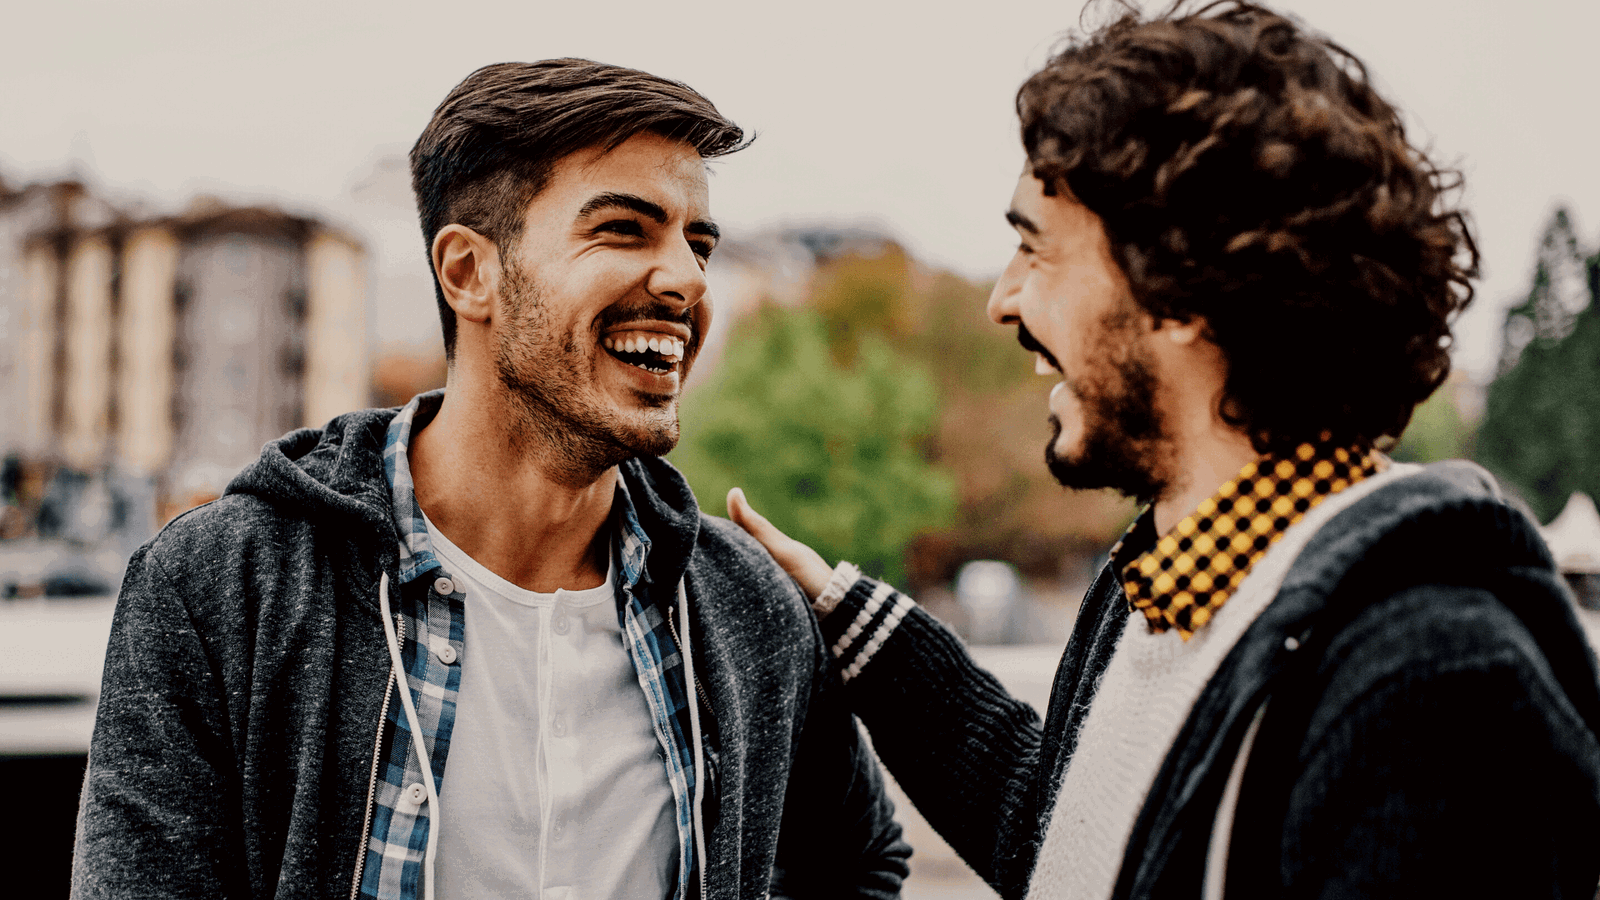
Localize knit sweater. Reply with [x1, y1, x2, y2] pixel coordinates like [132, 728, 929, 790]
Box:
[821, 460, 1600, 899]
[1027, 463, 1415, 899]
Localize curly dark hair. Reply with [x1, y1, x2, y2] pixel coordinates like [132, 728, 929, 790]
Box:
[1017, 0, 1478, 454]
[411, 60, 749, 360]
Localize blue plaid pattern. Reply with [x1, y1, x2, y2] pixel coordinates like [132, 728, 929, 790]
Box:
[360, 391, 697, 899]
[615, 479, 699, 900]
[383, 396, 443, 584]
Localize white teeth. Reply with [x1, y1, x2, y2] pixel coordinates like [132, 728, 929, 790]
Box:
[1035, 353, 1054, 375]
[606, 332, 686, 364]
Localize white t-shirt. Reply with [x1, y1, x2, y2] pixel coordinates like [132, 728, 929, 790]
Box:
[426, 515, 677, 900]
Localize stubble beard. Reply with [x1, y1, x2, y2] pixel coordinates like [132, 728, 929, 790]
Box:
[1044, 309, 1172, 504]
[493, 261, 681, 486]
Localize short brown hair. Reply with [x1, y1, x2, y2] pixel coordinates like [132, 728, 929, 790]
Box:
[410, 59, 748, 358]
[1018, 1, 1478, 454]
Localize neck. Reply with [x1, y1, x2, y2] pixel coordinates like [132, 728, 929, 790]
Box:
[1150, 414, 1259, 537]
[1140, 325, 1260, 536]
[409, 379, 615, 593]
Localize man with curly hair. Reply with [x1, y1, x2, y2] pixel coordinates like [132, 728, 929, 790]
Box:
[731, 2, 1600, 897]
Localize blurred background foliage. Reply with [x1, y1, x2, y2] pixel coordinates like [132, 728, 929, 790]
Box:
[671, 304, 953, 588]
[1389, 384, 1472, 464]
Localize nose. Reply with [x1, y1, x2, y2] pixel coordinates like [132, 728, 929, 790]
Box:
[987, 251, 1026, 325]
[648, 239, 710, 310]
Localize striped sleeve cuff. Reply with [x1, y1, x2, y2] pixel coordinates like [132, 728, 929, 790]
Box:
[819, 573, 916, 683]
[812, 561, 862, 619]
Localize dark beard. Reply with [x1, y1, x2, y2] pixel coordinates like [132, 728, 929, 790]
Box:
[1044, 316, 1170, 503]
[496, 341, 648, 484]
[493, 264, 677, 486]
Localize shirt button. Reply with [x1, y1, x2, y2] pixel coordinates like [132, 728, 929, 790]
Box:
[436, 644, 457, 665]
[552, 613, 570, 635]
[406, 783, 428, 805]
[551, 819, 566, 841]
[433, 576, 455, 596]
[551, 715, 567, 738]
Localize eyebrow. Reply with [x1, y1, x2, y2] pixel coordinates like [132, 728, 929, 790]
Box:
[1005, 209, 1040, 235]
[577, 191, 721, 241]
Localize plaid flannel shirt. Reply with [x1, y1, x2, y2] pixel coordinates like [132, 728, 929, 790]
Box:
[358, 391, 698, 899]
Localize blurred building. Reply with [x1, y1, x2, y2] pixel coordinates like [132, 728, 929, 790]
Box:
[0, 176, 367, 530]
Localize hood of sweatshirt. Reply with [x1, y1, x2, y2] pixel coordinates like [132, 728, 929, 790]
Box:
[221, 399, 705, 594]
[1270, 459, 1600, 726]
[1156, 458, 1600, 779]
[1113, 459, 1600, 900]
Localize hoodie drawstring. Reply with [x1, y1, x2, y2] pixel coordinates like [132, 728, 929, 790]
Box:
[380, 572, 441, 900]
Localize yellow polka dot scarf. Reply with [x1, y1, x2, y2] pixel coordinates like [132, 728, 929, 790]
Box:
[1122, 442, 1378, 639]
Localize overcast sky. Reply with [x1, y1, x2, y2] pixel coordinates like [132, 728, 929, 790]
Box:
[4, 0, 1595, 380]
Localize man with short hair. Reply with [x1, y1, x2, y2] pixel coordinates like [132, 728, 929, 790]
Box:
[73, 60, 909, 900]
[731, 4, 1600, 897]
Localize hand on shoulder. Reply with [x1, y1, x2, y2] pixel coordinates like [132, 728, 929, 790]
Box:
[726, 488, 834, 602]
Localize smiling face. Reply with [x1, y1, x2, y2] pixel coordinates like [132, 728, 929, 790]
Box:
[490, 131, 717, 473]
[988, 170, 1172, 500]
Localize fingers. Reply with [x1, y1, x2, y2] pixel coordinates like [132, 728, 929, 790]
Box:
[726, 487, 835, 601]
[727, 487, 801, 564]
[726, 487, 764, 535]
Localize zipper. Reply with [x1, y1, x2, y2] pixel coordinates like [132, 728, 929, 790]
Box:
[350, 612, 404, 900]
[666, 604, 714, 718]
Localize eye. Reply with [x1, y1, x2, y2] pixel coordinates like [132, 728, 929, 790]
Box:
[595, 219, 645, 238]
[689, 239, 715, 261]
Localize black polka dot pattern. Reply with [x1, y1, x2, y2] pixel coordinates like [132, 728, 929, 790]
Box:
[1120, 442, 1376, 640]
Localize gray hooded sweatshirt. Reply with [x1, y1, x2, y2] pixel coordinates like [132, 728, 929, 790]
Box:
[70, 405, 909, 899]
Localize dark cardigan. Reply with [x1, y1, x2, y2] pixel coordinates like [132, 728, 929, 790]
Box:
[824, 461, 1600, 899]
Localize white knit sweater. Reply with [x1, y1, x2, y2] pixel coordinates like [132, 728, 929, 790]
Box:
[1025, 463, 1419, 899]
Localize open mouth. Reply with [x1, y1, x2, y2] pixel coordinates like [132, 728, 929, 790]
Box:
[603, 331, 687, 376]
[1017, 323, 1061, 372]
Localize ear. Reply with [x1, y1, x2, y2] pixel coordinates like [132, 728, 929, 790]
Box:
[432, 224, 499, 325]
[1154, 315, 1206, 347]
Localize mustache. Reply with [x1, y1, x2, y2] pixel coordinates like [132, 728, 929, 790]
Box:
[599, 301, 699, 342]
[1016, 323, 1060, 371]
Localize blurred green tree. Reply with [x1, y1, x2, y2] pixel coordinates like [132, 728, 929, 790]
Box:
[1390, 382, 1471, 464]
[808, 246, 1138, 580]
[672, 304, 956, 586]
[1477, 208, 1600, 522]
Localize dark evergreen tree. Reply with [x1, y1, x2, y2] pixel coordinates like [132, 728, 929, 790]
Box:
[1478, 209, 1600, 522]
